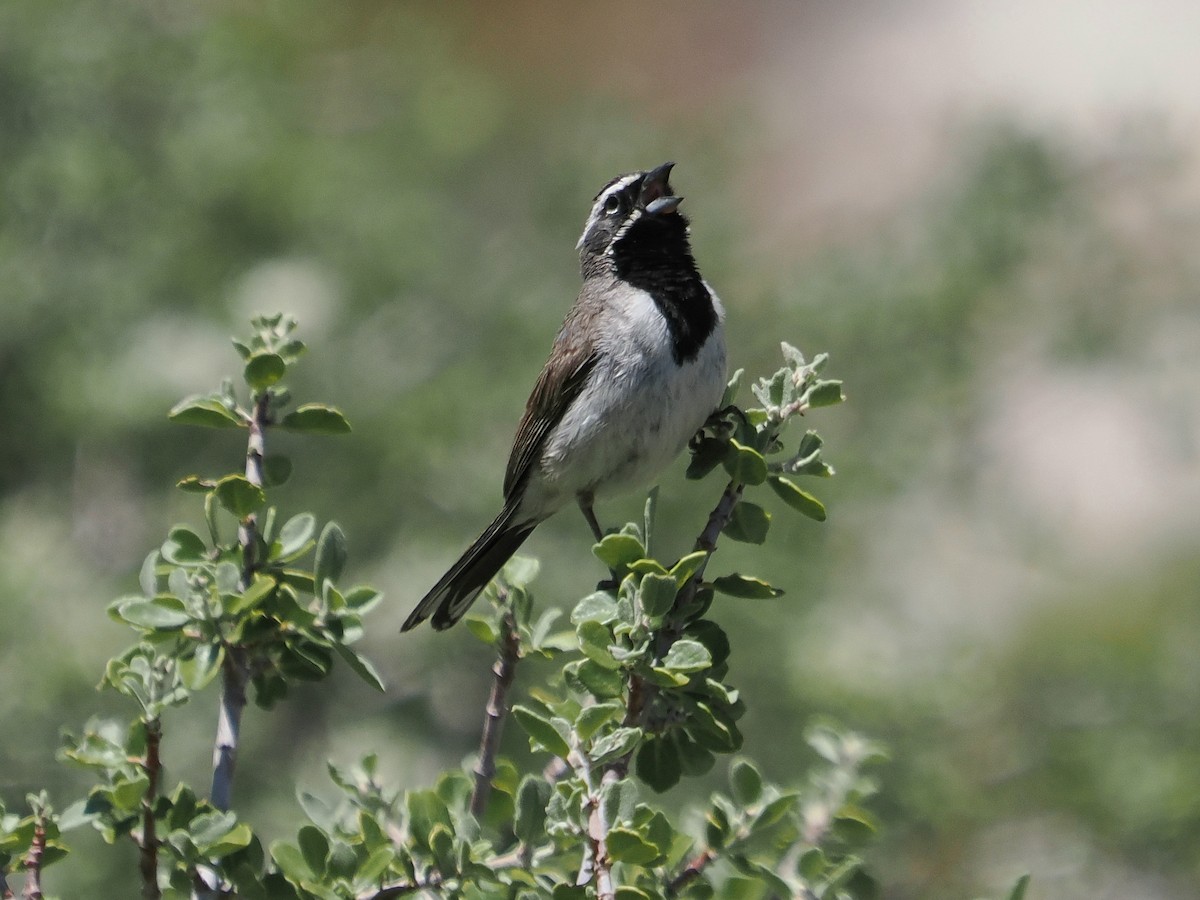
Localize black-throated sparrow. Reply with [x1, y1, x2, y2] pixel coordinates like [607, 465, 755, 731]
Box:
[403, 162, 727, 631]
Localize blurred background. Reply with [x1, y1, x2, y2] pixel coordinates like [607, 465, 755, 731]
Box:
[2, 1, 1199, 896]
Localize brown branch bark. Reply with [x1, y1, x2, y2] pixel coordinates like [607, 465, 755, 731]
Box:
[666, 847, 718, 896]
[139, 718, 163, 900]
[20, 821, 44, 900]
[470, 608, 520, 819]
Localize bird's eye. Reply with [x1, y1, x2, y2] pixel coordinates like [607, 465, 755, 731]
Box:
[603, 194, 622, 215]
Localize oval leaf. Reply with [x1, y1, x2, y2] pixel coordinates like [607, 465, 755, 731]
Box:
[314, 521, 348, 588]
[280, 404, 351, 434]
[769, 475, 827, 522]
[168, 396, 243, 429]
[244, 352, 286, 392]
[593, 533, 645, 570]
[335, 644, 386, 692]
[161, 526, 207, 564]
[118, 598, 191, 630]
[723, 501, 771, 544]
[661, 639, 712, 674]
[512, 705, 571, 759]
[214, 475, 266, 519]
[723, 439, 768, 486]
[277, 512, 316, 560]
[711, 573, 783, 599]
[262, 454, 293, 487]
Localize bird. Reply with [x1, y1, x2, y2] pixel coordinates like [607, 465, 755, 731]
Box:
[402, 162, 727, 631]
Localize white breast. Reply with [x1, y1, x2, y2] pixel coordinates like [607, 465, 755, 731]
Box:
[519, 282, 727, 520]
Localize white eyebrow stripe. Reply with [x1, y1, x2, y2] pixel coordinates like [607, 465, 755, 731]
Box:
[577, 172, 643, 249]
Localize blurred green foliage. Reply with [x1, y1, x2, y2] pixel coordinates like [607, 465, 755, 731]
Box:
[1, 2, 1198, 898]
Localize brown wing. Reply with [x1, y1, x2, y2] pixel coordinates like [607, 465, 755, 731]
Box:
[503, 303, 601, 502]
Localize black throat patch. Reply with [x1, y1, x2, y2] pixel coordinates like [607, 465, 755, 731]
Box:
[611, 214, 717, 364]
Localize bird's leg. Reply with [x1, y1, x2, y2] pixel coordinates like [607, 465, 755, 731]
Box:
[578, 492, 605, 542]
[579, 493, 619, 591]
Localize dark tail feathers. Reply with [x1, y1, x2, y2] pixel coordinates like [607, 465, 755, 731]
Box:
[402, 507, 536, 631]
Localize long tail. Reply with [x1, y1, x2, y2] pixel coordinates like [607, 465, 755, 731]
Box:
[402, 506, 537, 631]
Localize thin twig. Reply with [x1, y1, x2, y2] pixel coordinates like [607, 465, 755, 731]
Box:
[470, 607, 520, 819]
[581, 760, 620, 900]
[20, 820, 44, 900]
[139, 717, 163, 900]
[210, 390, 269, 812]
[359, 874, 446, 900]
[665, 847, 717, 896]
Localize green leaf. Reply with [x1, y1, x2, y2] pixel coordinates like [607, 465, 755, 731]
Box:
[571, 591, 619, 625]
[721, 368, 744, 408]
[191, 811, 238, 849]
[116, 597, 191, 630]
[175, 474, 214, 494]
[406, 791, 454, 852]
[514, 777, 552, 844]
[1006, 875, 1032, 900]
[753, 793, 798, 829]
[729, 759, 763, 806]
[277, 513, 316, 561]
[629, 558, 668, 577]
[512, 705, 571, 758]
[344, 585, 383, 612]
[214, 475, 266, 519]
[161, 526, 207, 564]
[577, 620, 620, 670]
[357, 845, 395, 884]
[139, 551, 159, 597]
[638, 572, 677, 619]
[244, 352, 286, 391]
[204, 822, 253, 858]
[464, 616, 498, 646]
[570, 660, 625, 698]
[590, 727, 641, 764]
[635, 736, 682, 793]
[502, 555, 541, 586]
[669, 551, 709, 587]
[606, 827, 659, 865]
[723, 501, 771, 544]
[112, 773, 149, 810]
[271, 840, 314, 883]
[180, 643, 224, 690]
[768, 475, 827, 521]
[226, 574, 276, 615]
[799, 847, 826, 881]
[297, 825, 328, 878]
[676, 732, 716, 777]
[833, 806, 878, 844]
[724, 439, 767, 485]
[593, 533, 645, 570]
[262, 454, 293, 487]
[686, 436, 727, 481]
[576, 701, 625, 741]
[335, 644, 386, 692]
[314, 521, 348, 589]
[661, 639, 712, 674]
[279, 404, 351, 434]
[711, 574, 783, 599]
[168, 396, 243, 429]
[808, 379, 844, 407]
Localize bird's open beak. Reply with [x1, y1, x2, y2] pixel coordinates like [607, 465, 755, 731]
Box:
[642, 161, 682, 215]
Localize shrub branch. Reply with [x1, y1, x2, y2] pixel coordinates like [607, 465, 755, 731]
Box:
[470, 606, 520, 819]
[211, 390, 269, 811]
